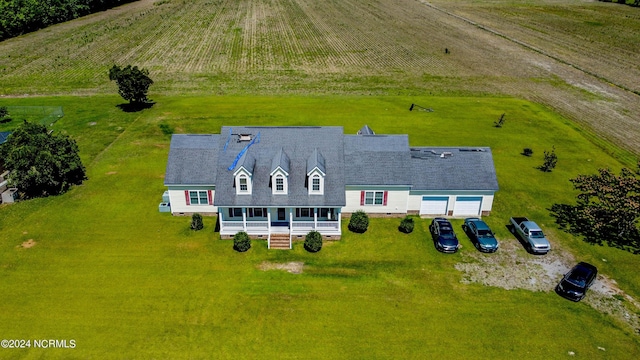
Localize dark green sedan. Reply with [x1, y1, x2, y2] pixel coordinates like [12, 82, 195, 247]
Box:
[462, 218, 499, 253]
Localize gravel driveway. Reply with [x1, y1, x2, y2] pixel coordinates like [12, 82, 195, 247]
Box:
[455, 240, 640, 334]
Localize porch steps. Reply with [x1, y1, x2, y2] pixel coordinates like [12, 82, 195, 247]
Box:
[269, 234, 291, 250]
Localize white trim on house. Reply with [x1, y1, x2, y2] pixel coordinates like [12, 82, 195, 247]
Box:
[270, 169, 288, 195]
[234, 168, 252, 195]
[308, 169, 324, 195]
[217, 206, 342, 237]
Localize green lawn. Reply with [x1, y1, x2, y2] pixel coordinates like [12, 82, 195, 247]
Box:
[0, 95, 638, 359]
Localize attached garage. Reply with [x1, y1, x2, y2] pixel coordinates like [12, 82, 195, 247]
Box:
[453, 196, 482, 216]
[420, 196, 449, 215]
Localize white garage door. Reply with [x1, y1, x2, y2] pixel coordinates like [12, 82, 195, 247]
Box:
[420, 196, 449, 215]
[453, 197, 482, 216]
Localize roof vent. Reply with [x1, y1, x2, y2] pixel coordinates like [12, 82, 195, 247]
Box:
[440, 152, 453, 158]
[238, 134, 252, 142]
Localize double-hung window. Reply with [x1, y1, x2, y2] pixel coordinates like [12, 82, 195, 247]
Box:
[239, 177, 248, 191]
[275, 177, 284, 192]
[364, 191, 385, 205]
[189, 190, 209, 205]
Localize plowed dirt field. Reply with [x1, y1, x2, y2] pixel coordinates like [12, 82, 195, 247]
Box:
[1, 0, 638, 153]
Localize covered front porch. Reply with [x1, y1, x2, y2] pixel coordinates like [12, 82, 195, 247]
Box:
[219, 206, 341, 248]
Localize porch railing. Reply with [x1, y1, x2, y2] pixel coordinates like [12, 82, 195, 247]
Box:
[246, 221, 269, 231]
[221, 220, 339, 234]
[291, 221, 340, 233]
[220, 220, 244, 231]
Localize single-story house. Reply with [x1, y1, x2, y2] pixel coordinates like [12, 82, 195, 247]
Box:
[164, 125, 499, 248]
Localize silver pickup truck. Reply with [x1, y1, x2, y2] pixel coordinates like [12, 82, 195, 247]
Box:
[509, 217, 551, 254]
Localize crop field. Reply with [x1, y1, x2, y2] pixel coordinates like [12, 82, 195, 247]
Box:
[1, 0, 639, 155]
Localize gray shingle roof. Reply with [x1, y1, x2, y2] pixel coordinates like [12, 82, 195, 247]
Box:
[235, 151, 256, 175]
[344, 135, 413, 186]
[214, 126, 346, 207]
[270, 147, 290, 175]
[164, 134, 219, 185]
[164, 127, 499, 202]
[410, 147, 499, 190]
[306, 148, 326, 175]
[357, 125, 375, 135]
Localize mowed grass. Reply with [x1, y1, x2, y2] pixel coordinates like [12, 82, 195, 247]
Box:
[0, 95, 639, 358]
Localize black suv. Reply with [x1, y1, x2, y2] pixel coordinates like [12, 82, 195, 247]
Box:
[555, 262, 598, 302]
[429, 218, 459, 253]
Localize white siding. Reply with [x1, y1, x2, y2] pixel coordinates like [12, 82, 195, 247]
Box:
[168, 189, 217, 214]
[481, 194, 494, 213]
[343, 189, 409, 214]
[407, 193, 427, 212]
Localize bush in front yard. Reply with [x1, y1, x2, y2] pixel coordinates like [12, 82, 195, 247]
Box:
[399, 216, 415, 234]
[304, 231, 323, 253]
[348, 210, 369, 233]
[191, 213, 204, 231]
[233, 231, 251, 252]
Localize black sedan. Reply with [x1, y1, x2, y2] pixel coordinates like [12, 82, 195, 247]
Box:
[429, 218, 459, 253]
[555, 262, 598, 302]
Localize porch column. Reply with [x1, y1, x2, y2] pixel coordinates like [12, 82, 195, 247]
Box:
[314, 208, 318, 230]
[337, 208, 341, 230]
[267, 210, 271, 233]
[218, 208, 224, 233]
[242, 208, 247, 232]
[289, 208, 293, 230]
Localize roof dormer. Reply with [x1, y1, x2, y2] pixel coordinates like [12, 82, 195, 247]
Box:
[233, 152, 255, 195]
[270, 148, 290, 195]
[307, 148, 326, 195]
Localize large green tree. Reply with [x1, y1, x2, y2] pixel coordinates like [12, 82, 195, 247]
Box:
[550, 163, 640, 253]
[109, 65, 154, 105]
[0, 1, 137, 41]
[0, 121, 87, 199]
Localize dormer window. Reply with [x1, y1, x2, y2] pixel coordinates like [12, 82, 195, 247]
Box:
[239, 176, 248, 191]
[233, 152, 255, 195]
[271, 171, 288, 194]
[235, 172, 252, 194]
[275, 176, 284, 192]
[308, 171, 324, 195]
[307, 148, 326, 195]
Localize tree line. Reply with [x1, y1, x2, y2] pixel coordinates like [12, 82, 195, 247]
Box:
[0, 0, 139, 41]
